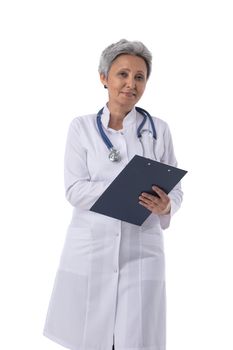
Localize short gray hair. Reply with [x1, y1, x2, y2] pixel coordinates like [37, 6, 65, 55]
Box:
[98, 39, 152, 79]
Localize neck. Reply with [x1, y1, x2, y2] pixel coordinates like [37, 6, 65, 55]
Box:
[107, 101, 132, 130]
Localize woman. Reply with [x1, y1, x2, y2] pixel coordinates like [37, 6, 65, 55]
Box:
[43, 39, 183, 350]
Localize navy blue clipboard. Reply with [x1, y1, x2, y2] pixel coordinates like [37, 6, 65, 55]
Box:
[90, 155, 187, 226]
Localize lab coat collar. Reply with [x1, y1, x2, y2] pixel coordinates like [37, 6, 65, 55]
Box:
[101, 104, 137, 131]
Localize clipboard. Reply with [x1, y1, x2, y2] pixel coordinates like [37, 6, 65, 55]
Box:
[90, 155, 187, 226]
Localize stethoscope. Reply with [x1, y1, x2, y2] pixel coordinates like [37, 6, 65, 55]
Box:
[96, 106, 157, 162]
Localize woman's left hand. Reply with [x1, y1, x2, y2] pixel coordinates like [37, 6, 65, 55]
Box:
[139, 186, 171, 215]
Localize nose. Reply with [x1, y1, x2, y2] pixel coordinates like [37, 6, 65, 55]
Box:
[126, 75, 136, 89]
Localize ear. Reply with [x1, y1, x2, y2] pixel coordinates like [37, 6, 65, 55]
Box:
[100, 73, 108, 88]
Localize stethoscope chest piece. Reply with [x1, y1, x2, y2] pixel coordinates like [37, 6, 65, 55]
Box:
[109, 148, 121, 162]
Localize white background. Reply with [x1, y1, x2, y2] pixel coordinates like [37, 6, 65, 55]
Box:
[0, 0, 233, 349]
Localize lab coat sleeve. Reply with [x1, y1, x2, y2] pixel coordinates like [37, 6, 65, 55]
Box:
[159, 124, 184, 230]
[64, 118, 110, 209]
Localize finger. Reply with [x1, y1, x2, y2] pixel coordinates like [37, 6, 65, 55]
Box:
[139, 200, 158, 212]
[152, 186, 168, 201]
[139, 199, 167, 215]
[139, 196, 159, 207]
[151, 187, 171, 212]
[139, 193, 161, 209]
[140, 192, 160, 203]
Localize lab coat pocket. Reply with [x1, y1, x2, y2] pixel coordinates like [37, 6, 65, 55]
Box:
[140, 231, 165, 281]
[59, 227, 92, 275]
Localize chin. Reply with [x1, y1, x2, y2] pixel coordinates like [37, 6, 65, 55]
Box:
[119, 101, 135, 110]
[120, 96, 138, 106]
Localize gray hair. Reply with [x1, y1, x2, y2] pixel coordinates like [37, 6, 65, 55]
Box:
[98, 39, 152, 79]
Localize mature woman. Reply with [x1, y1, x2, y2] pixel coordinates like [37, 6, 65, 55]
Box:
[44, 39, 183, 350]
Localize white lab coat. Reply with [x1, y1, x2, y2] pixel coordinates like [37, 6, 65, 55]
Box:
[43, 105, 183, 350]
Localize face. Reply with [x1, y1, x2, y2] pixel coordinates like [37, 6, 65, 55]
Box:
[100, 54, 148, 111]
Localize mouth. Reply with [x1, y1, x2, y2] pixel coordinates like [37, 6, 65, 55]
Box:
[121, 91, 136, 98]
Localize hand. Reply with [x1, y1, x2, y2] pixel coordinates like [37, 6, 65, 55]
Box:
[139, 186, 171, 215]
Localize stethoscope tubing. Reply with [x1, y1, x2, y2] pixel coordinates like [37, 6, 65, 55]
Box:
[96, 106, 157, 154]
[135, 107, 157, 140]
[96, 107, 114, 150]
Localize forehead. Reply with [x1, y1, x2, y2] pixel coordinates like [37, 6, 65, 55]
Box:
[110, 54, 147, 73]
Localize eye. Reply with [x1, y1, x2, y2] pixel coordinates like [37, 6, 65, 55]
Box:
[118, 71, 128, 78]
[135, 75, 145, 81]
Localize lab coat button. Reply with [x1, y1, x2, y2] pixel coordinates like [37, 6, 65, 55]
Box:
[114, 268, 118, 273]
